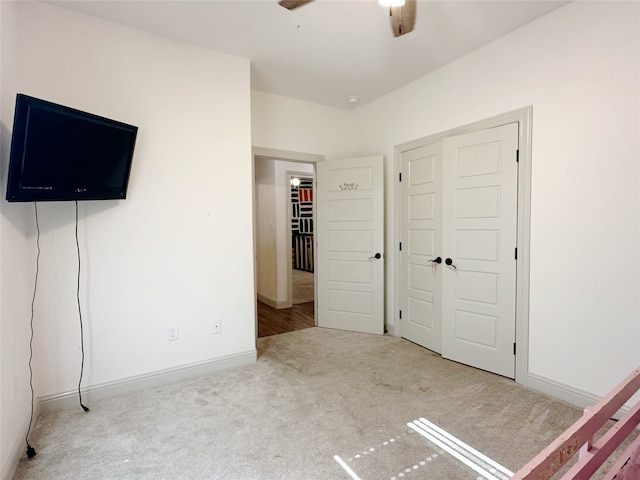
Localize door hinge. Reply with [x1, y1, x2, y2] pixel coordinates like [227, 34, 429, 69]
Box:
[516, 149, 520, 163]
[399, 172, 402, 182]
[515, 247, 517, 260]
[513, 342, 516, 355]
[399, 310, 402, 320]
[399, 242, 402, 251]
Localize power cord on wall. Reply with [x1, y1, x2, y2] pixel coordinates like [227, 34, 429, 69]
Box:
[75, 201, 90, 413]
[25, 202, 40, 460]
[24, 201, 91, 460]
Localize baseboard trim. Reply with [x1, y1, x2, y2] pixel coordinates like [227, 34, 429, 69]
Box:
[523, 372, 629, 419]
[524, 372, 599, 408]
[38, 349, 257, 413]
[1, 402, 41, 480]
[257, 293, 291, 309]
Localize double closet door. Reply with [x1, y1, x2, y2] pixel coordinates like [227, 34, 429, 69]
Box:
[399, 123, 519, 378]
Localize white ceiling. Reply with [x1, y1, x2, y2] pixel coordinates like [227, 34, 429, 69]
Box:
[49, 0, 570, 110]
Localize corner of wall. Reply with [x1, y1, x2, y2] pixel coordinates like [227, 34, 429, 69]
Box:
[0, 402, 39, 480]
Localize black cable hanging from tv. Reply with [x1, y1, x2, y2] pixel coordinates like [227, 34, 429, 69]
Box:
[25, 203, 40, 460]
[75, 201, 90, 413]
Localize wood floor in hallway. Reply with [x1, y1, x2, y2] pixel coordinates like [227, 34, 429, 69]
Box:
[257, 300, 315, 337]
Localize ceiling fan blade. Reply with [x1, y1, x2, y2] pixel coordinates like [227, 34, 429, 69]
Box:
[390, 0, 416, 37]
[278, 0, 313, 10]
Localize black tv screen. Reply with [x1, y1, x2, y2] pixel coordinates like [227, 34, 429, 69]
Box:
[6, 94, 138, 202]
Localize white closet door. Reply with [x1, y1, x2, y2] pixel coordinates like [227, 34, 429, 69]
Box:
[441, 123, 519, 378]
[399, 142, 443, 353]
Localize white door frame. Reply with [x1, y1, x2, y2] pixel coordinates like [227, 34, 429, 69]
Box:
[286, 170, 315, 305]
[393, 106, 533, 384]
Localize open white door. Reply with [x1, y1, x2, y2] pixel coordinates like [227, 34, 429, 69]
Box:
[316, 156, 384, 335]
[441, 123, 519, 378]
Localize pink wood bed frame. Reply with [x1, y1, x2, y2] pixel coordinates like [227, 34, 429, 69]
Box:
[511, 367, 640, 480]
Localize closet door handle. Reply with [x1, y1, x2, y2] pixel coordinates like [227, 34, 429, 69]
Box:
[428, 256, 442, 264]
[369, 253, 382, 260]
[445, 258, 457, 270]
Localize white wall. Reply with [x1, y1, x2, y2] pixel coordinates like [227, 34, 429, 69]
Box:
[1, 2, 254, 476]
[254, 158, 278, 303]
[251, 91, 353, 160]
[350, 1, 640, 399]
[1, 3, 42, 476]
[1, 2, 5, 474]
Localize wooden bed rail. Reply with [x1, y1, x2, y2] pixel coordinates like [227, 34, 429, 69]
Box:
[511, 367, 640, 480]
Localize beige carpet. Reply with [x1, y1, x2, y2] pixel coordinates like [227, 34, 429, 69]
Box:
[13, 328, 584, 479]
[292, 269, 314, 304]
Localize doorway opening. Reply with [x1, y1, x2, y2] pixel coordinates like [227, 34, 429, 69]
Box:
[252, 147, 322, 338]
[290, 174, 315, 304]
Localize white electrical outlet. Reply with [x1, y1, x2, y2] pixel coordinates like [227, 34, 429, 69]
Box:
[168, 325, 179, 341]
[211, 318, 222, 334]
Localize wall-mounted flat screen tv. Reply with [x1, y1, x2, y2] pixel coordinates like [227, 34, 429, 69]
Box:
[6, 94, 138, 202]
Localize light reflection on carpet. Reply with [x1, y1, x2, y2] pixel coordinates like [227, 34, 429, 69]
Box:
[334, 417, 513, 480]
